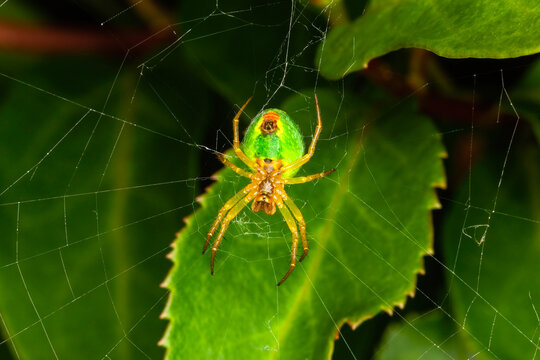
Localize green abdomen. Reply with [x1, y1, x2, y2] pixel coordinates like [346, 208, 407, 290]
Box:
[242, 108, 305, 177]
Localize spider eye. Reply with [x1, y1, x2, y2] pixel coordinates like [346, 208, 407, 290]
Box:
[261, 119, 277, 134]
[260, 112, 279, 134]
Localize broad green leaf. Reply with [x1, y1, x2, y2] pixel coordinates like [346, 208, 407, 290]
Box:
[512, 58, 540, 143]
[376, 312, 470, 360]
[162, 90, 446, 359]
[318, 1, 540, 79]
[0, 56, 209, 358]
[441, 145, 540, 359]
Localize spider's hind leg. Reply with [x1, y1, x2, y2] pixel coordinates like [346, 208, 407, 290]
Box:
[275, 197, 300, 286]
[282, 196, 309, 262]
[208, 191, 257, 275]
[203, 184, 254, 254]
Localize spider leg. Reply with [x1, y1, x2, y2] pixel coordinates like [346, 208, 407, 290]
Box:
[232, 97, 257, 169]
[217, 153, 253, 178]
[281, 195, 309, 262]
[283, 168, 335, 185]
[203, 184, 254, 254]
[210, 190, 257, 274]
[275, 196, 300, 286]
[279, 93, 322, 174]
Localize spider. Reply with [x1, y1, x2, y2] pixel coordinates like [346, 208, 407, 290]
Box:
[202, 94, 335, 286]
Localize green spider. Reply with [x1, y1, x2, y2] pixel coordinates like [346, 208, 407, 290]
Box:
[202, 94, 335, 285]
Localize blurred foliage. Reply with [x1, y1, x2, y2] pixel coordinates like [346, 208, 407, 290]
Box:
[0, 54, 210, 359]
[513, 59, 540, 142]
[442, 144, 540, 359]
[0, 0, 538, 359]
[376, 312, 469, 359]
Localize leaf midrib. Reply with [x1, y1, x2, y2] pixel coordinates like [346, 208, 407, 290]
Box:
[270, 130, 365, 359]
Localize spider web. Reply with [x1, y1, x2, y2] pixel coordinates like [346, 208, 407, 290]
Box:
[0, 1, 538, 359]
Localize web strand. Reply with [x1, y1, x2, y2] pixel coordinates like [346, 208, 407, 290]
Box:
[0, 3, 538, 360]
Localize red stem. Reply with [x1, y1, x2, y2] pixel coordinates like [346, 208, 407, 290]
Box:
[0, 21, 174, 56]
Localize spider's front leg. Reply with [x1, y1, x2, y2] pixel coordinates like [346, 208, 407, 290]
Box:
[217, 153, 253, 178]
[279, 94, 323, 174]
[283, 168, 335, 185]
[231, 97, 257, 169]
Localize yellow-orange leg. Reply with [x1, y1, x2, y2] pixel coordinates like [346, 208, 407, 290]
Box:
[275, 197, 299, 286]
[282, 196, 309, 262]
[284, 168, 335, 185]
[217, 153, 253, 178]
[232, 97, 257, 169]
[210, 191, 257, 274]
[280, 94, 323, 174]
[203, 184, 254, 254]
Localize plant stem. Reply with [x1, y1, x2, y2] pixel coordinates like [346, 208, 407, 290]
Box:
[0, 21, 173, 56]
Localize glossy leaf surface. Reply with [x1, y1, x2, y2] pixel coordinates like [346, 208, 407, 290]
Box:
[318, 1, 540, 79]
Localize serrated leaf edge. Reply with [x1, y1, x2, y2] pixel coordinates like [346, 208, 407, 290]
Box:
[324, 147, 447, 360]
[158, 166, 228, 357]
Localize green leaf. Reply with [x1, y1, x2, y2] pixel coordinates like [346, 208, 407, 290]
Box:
[441, 144, 540, 359]
[318, 1, 540, 79]
[0, 57, 208, 358]
[376, 312, 470, 360]
[162, 90, 446, 359]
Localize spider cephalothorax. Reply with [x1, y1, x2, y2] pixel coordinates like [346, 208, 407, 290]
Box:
[203, 95, 335, 285]
[250, 158, 283, 215]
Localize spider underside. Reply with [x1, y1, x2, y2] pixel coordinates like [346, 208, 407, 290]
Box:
[202, 95, 335, 286]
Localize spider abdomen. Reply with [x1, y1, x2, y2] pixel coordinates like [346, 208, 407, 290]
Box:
[242, 109, 304, 177]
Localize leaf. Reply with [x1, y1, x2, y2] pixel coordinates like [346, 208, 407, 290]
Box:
[376, 312, 470, 360]
[162, 90, 446, 359]
[0, 56, 209, 358]
[441, 144, 540, 359]
[318, 1, 540, 79]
